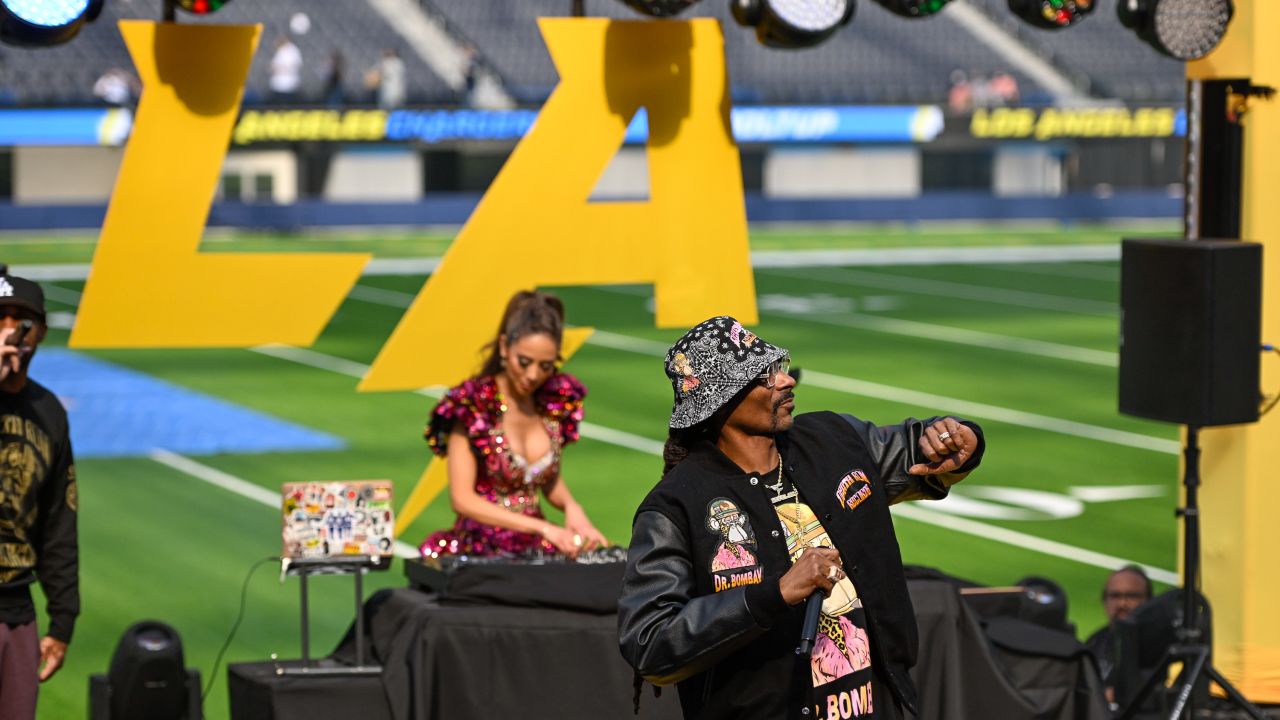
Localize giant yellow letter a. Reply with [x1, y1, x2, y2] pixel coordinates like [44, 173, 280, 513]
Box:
[70, 22, 369, 348]
[360, 19, 755, 390]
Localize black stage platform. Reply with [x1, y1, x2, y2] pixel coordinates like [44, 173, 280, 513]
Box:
[230, 575, 1110, 720]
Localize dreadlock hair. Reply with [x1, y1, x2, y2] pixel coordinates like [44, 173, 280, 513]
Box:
[478, 290, 566, 378]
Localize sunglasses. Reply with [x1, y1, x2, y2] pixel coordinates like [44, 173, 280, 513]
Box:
[756, 357, 791, 389]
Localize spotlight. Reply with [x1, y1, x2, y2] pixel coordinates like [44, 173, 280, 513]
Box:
[872, 0, 949, 18]
[0, 0, 103, 46]
[730, 0, 855, 48]
[619, 0, 700, 16]
[176, 0, 232, 14]
[89, 621, 201, 720]
[1015, 575, 1074, 634]
[1118, 0, 1232, 60]
[1007, 0, 1094, 29]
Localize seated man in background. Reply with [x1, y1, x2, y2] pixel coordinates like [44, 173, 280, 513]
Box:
[1085, 565, 1153, 700]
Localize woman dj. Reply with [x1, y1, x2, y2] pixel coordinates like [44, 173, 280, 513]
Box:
[419, 290, 607, 559]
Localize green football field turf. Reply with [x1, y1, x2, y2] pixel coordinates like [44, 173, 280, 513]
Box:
[9, 223, 1183, 719]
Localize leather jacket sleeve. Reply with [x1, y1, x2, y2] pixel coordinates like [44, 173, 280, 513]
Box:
[840, 414, 985, 504]
[618, 510, 788, 686]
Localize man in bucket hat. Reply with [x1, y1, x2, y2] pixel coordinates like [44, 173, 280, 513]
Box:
[0, 273, 79, 720]
[619, 316, 984, 720]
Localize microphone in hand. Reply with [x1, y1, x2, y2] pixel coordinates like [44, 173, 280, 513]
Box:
[796, 590, 825, 655]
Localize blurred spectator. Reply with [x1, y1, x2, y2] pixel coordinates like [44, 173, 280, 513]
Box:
[92, 67, 140, 107]
[321, 51, 345, 107]
[460, 44, 479, 107]
[989, 71, 1020, 106]
[269, 35, 303, 104]
[947, 69, 972, 114]
[970, 72, 995, 108]
[1085, 565, 1153, 703]
[366, 48, 406, 109]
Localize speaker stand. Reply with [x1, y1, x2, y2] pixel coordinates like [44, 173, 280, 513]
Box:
[1117, 426, 1267, 720]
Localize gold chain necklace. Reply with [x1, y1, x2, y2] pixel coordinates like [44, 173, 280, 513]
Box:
[778, 451, 803, 534]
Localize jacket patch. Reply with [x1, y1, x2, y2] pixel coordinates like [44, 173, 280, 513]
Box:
[835, 470, 872, 511]
[705, 497, 762, 590]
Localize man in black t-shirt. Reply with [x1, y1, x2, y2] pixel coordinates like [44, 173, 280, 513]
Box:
[0, 274, 78, 720]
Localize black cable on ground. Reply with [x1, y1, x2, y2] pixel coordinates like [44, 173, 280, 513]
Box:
[202, 556, 280, 702]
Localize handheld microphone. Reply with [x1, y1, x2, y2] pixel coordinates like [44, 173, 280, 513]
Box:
[795, 591, 824, 655]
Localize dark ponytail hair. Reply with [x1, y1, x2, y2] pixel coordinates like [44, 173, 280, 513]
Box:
[479, 290, 566, 377]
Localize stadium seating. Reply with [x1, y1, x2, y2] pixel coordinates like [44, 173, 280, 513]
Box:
[965, 0, 1184, 103]
[427, 0, 1046, 105]
[0, 0, 455, 106]
[0, 0, 1183, 107]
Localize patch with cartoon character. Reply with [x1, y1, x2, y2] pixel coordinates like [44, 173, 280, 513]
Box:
[835, 469, 872, 511]
[705, 497, 763, 592]
[672, 352, 700, 395]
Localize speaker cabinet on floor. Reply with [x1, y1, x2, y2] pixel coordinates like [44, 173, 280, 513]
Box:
[1119, 238, 1262, 427]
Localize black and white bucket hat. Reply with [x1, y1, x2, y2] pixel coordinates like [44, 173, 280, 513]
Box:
[664, 316, 788, 430]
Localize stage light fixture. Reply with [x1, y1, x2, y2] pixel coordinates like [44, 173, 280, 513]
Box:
[619, 0, 700, 16]
[0, 0, 103, 46]
[730, 0, 855, 49]
[176, 0, 231, 14]
[102, 621, 198, 720]
[1117, 0, 1232, 60]
[1007, 0, 1094, 29]
[872, 0, 949, 18]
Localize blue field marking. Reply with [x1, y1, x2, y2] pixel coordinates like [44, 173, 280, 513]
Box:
[35, 349, 345, 459]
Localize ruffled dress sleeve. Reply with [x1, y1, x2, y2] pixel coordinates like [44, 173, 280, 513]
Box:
[536, 372, 588, 445]
[424, 378, 497, 457]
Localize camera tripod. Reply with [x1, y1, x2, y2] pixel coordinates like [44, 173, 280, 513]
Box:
[1117, 426, 1268, 720]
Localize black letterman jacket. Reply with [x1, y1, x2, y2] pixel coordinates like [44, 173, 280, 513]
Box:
[619, 411, 984, 720]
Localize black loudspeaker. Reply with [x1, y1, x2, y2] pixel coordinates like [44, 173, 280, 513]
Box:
[1119, 238, 1262, 426]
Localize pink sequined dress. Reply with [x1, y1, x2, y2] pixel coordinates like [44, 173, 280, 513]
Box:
[419, 372, 587, 558]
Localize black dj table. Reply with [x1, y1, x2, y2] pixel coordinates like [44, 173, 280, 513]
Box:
[229, 559, 1108, 720]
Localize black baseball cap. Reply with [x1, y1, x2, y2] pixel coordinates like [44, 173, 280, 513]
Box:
[0, 274, 46, 321]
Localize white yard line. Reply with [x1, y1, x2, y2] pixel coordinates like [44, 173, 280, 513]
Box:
[10, 244, 1120, 283]
[28, 252, 1172, 578]
[770, 308, 1118, 367]
[973, 262, 1119, 283]
[751, 244, 1119, 268]
[149, 448, 421, 559]
[346, 284, 416, 308]
[250, 344, 660, 454]
[803, 370, 1177, 455]
[892, 504, 1178, 585]
[583, 283, 1119, 367]
[247, 343, 1178, 581]
[761, 266, 1119, 317]
[339, 289, 1164, 452]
